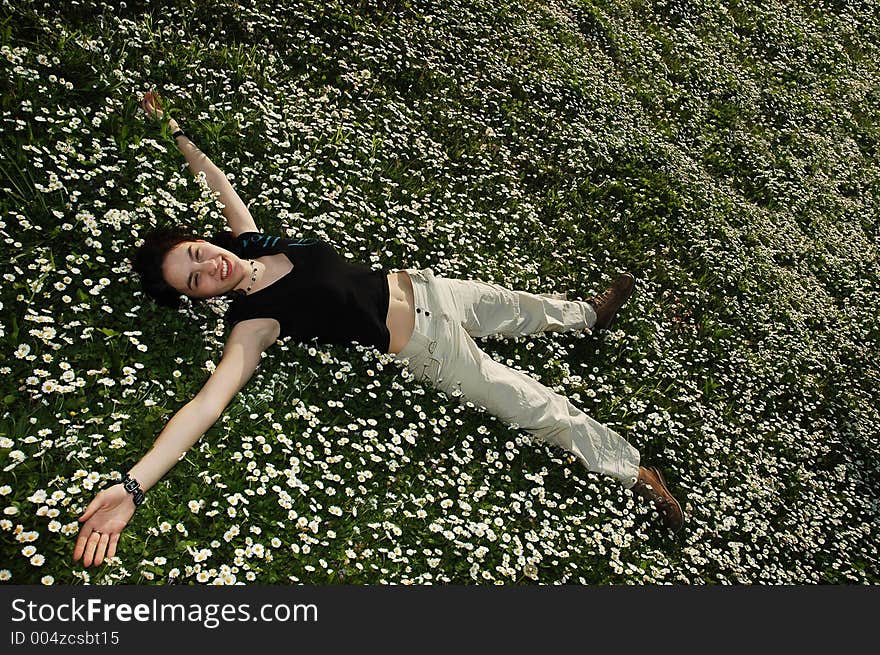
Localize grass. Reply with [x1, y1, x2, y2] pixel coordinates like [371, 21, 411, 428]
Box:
[0, 0, 878, 584]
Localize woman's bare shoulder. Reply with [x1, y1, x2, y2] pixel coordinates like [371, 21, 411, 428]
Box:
[227, 317, 281, 348]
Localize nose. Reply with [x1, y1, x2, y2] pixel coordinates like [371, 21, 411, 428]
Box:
[198, 258, 221, 278]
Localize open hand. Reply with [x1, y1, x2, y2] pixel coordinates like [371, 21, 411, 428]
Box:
[73, 484, 136, 567]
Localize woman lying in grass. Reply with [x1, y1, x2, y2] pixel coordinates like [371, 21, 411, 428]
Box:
[72, 91, 683, 568]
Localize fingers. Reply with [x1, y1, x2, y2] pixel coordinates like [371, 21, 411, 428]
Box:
[107, 533, 121, 562]
[72, 527, 90, 562]
[78, 494, 103, 522]
[141, 90, 162, 117]
[92, 532, 111, 567]
[82, 530, 102, 567]
[73, 525, 120, 567]
[73, 526, 94, 564]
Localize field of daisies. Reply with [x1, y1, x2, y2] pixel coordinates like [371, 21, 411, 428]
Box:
[1, 0, 878, 585]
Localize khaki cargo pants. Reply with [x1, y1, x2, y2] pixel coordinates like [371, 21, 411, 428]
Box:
[392, 268, 640, 488]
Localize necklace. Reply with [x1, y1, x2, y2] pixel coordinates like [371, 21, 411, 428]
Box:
[244, 259, 258, 294]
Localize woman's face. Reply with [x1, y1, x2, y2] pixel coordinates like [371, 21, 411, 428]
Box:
[162, 239, 248, 299]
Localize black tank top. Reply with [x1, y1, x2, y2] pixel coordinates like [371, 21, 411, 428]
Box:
[223, 232, 391, 352]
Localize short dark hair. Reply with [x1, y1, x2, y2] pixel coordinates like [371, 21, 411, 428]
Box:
[130, 226, 239, 309]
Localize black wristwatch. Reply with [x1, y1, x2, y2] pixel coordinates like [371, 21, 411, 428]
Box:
[121, 472, 146, 507]
[171, 128, 187, 140]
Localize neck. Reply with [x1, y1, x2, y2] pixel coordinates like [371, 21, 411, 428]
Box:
[235, 258, 263, 295]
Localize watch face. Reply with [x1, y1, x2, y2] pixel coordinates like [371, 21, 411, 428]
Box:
[124, 479, 138, 492]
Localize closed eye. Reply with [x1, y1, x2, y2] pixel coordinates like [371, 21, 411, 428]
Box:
[186, 245, 205, 291]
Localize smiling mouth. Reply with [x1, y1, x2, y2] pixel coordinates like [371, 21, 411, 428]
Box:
[221, 258, 230, 281]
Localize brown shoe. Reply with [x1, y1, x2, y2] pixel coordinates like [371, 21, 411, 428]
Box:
[631, 466, 684, 532]
[588, 273, 635, 331]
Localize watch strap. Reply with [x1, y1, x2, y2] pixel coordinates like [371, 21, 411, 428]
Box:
[121, 472, 146, 507]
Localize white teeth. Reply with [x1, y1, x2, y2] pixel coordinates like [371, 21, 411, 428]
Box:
[221, 260, 228, 280]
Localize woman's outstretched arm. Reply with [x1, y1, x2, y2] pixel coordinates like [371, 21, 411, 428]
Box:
[72, 318, 279, 567]
[141, 90, 259, 237]
[127, 319, 277, 490]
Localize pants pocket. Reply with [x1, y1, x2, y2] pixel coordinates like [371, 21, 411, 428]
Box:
[409, 318, 457, 391]
[418, 355, 443, 385]
[406, 268, 433, 283]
